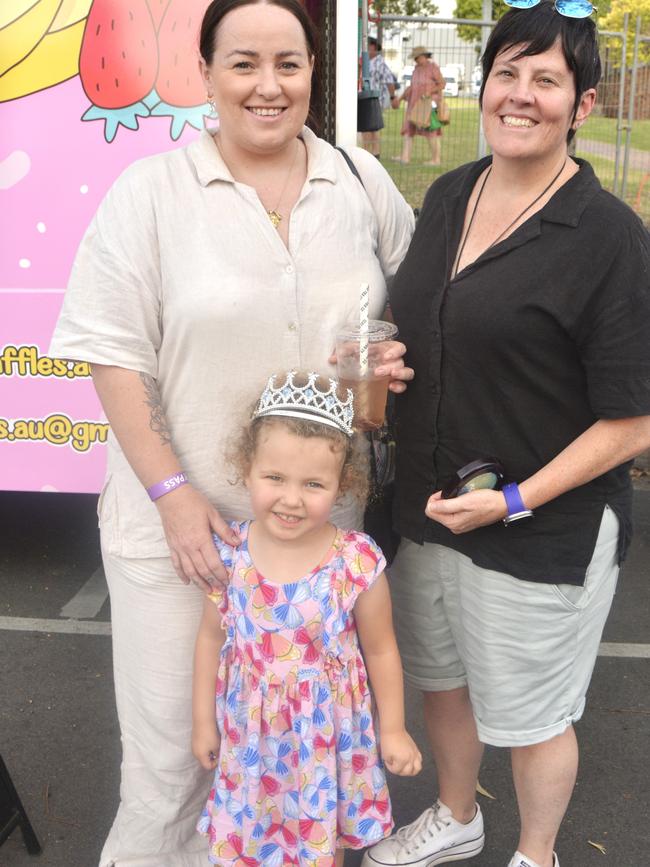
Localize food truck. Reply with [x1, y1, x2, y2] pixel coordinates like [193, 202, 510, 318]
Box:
[0, 0, 359, 494]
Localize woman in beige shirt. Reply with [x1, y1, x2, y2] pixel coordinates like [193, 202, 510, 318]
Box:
[50, 1, 414, 865]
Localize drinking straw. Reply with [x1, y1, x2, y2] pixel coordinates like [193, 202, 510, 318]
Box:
[359, 282, 369, 377]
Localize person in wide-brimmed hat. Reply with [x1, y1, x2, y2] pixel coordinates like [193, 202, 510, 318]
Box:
[410, 46, 432, 60]
[393, 46, 445, 165]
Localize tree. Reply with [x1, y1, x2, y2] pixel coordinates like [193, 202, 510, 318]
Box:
[454, 0, 507, 45]
[371, 0, 440, 15]
[601, 0, 650, 66]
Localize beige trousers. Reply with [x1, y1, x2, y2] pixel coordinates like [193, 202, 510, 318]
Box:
[99, 548, 212, 867]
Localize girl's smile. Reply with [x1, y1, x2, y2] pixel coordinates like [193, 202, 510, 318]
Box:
[245, 424, 344, 547]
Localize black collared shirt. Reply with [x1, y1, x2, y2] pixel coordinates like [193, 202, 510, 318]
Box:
[389, 158, 650, 585]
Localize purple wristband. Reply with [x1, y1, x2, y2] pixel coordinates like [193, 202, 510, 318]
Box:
[502, 482, 534, 525]
[147, 472, 188, 501]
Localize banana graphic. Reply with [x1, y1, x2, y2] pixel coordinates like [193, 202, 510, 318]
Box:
[0, 0, 92, 102]
[0, 0, 63, 77]
[0, 1, 39, 30]
[50, 0, 94, 31]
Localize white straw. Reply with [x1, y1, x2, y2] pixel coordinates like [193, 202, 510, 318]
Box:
[359, 283, 369, 376]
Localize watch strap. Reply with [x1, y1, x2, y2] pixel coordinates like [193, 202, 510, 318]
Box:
[502, 482, 534, 524]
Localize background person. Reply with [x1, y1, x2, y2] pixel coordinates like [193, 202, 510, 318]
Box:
[361, 37, 397, 160]
[49, 1, 414, 864]
[393, 46, 445, 166]
[364, 4, 650, 867]
[193, 372, 422, 865]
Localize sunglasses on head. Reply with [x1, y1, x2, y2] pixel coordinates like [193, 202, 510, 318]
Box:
[504, 0, 594, 18]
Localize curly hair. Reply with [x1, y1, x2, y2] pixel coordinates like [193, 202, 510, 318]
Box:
[229, 375, 369, 503]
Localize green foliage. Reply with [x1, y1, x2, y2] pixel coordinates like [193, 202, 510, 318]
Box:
[601, 0, 650, 66]
[454, 0, 508, 44]
[372, 0, 440, 15]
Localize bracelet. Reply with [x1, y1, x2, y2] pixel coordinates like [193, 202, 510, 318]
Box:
[147, 472, 188, 502]
[502, 482, 534, 525]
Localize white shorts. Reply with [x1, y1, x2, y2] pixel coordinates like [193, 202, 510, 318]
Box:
[389, 506, 620, 747]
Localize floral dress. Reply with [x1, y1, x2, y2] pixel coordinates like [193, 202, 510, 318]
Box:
[197, 522, 393, 866]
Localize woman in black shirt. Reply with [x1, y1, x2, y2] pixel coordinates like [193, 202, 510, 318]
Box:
[363, 5, 650, 867]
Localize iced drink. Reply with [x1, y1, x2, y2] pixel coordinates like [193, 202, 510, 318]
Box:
[336, 320, 398, 430]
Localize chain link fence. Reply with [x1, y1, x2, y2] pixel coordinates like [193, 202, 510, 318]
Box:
[369, 14, 649, 223]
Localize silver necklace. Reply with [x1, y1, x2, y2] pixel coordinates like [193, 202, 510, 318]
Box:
[452, 158, 568, 279]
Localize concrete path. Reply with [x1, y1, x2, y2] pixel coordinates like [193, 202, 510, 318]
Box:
[576, 136, 650, 172]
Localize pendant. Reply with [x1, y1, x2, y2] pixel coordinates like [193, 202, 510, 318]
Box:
[267, 209, 282, 228]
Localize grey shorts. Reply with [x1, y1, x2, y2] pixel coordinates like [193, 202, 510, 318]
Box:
[389, 506, 620, 747]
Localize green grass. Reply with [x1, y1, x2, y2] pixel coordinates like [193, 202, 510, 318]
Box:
[377, 99, 481, 210]
[584, 113, 650, 152]
[377, 100, 650, 222]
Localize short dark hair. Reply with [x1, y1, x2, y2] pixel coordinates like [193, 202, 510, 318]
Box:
[369, 37, 382, 52]
[199, 0, 320, 131]
[479, 1, 601, 142]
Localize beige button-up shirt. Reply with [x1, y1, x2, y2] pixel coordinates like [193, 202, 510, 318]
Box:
[50, 128, 414, 558]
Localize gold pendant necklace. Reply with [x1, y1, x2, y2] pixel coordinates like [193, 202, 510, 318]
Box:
[266, 140, 300, 229]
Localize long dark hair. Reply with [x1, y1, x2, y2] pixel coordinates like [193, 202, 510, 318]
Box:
[199, 0, 321, 133]
[479, 1, 601, 142]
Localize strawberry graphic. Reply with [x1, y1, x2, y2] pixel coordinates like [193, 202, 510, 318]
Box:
[147, 0, 172, 31]
[150, 0, 212, 140]
[79, 0, 159, 142]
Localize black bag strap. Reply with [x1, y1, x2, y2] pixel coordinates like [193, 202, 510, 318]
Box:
[334, 146, 365, 189]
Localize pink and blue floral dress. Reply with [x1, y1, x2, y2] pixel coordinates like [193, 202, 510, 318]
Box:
[197, 521, 393, 866]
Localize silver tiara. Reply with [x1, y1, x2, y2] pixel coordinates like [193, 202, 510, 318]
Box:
[253, 371, 354, 436]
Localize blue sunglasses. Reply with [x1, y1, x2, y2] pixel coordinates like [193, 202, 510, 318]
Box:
[504, 0, 594, 18]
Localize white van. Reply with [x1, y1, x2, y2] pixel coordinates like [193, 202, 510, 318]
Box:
[443, 73, 460, 98]
[470, 64, 482, 97]
[441, 64, 463, 97]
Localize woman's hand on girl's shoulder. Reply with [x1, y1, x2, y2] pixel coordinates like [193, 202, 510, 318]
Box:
[381, 730, 422, 776]
[155, 484, 241, 590]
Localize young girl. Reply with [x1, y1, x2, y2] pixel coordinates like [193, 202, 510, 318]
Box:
[193, 371, 421, 867]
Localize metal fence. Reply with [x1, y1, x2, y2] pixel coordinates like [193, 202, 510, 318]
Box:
[369, 14, 649, 223]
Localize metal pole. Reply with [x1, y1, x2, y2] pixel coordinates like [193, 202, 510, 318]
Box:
[612, 18, 628, 196]
[361, 0, 370, 87]
[621, 15, 641, 201]
[478, 0, 492, 159]
[335, 0, 358, 146]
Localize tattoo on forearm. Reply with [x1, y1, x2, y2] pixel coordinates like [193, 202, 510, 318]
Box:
[140, 373, 172, 446]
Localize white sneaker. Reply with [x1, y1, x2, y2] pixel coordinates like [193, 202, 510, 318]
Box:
[361, 800, 485, 866]
[507, 851, 560, 867]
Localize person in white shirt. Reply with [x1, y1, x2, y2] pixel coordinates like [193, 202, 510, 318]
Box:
[50, 1, 414, 865]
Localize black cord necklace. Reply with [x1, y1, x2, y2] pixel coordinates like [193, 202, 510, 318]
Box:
[452, 157, 568, 279]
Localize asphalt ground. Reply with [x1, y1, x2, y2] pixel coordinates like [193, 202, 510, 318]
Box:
[1, 488, 648, 867]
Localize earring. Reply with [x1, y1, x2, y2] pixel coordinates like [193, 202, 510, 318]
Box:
[207, 94, 217, 116]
